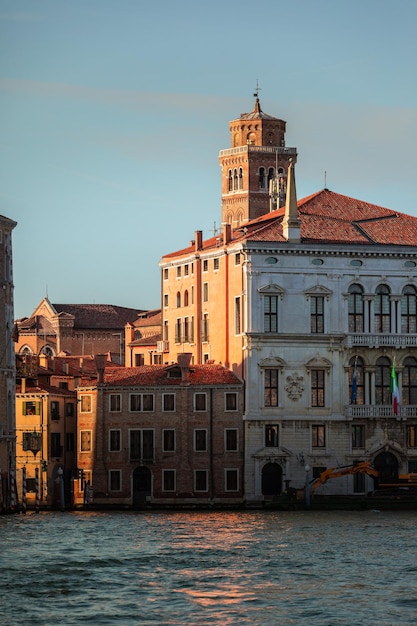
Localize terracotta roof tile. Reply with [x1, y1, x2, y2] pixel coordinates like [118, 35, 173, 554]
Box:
[95, 364, 243, 387]
[52, 304, 145, 329]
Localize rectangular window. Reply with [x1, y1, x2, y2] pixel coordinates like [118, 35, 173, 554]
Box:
[129, 394, 154, 412]
[194, 393, 207, 412]
[408, 460, 417, 473]
[109, 429, 121, 452]
[129, 429, 154, 462]
[194, 470, 208, 492]
[265, 425, 279, 447]
[203, 259, 208, 272]
[163, 469, 176, 492]
[311, 370, 325, 407]
[22, 431, 41, 453]
[163, 393, 175, 412]
[235, 297, 241, 335]
[225, 469, 239, 492]
[80, 395, 92, 413]
[59, 381, 68, 390]
[51, 401, 60, 420]
[194, 429, 207, 451]
[80, 430, 92, 452]
[135, 353, 145, 366]
[264, 369, 279, 407]
[163, 268, 168, 280]
[163, 429, 175, 452]
[109, 394, 121, 412]
[407, 425, 417, 448]
[164, 294, 169, 307]
[213, 258, 219, 271]
[352, 424, 365, 449]
[225, 429, 238, 451]
[353, 473, 366, 493]
[184, 264, 189, 276]
[312, 425, 326, 448]
[109, 470, 121, 491]
[175, 318, 181, 343]
[311, 296, 324, 333]
[264, 295, 278, 332]
[50, 433, 62, 457]
[184, 317, 190, 342]
[203, 282, 208, 302]
[201, 314, 209, 342]
[225, 392, 238, 411]
[177, 266, 182, 278]
[235, 253, 241, 265]
[23, 401, 40, 416]
[66, 403, 74, 417]
[66, 432, 74, 452]
[312, 466, 327, 480]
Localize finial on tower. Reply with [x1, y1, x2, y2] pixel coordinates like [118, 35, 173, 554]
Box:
[253, 79, 261, 99]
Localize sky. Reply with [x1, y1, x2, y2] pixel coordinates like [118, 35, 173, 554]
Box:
[1, 0, 416, 320]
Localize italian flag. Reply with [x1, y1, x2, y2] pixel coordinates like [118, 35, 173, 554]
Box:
[390, 364, 400, 416]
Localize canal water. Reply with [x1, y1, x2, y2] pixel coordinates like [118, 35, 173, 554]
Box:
[1, 509, 417, 625]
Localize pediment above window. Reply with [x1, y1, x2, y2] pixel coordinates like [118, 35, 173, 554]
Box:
[259, 356, 286, 369]
[252, 446, 292, 460]
[258, 283, 285, 297]
[304, 285, 332, 300]
[305, 356, 332, 372]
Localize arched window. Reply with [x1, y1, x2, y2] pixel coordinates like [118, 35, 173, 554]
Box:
[20, 346, 33, 356]
[228, 169, 233, 192]
[349, 356, 365, 405]
[184, 290, 189, 307]
[259, 167, 265, 190]
[402, 357, 417, 405]
[375, 284, 391, 333]
[238, 168, 243, 190]
[348, 284, 364, 332]
[401, 285, 417, 333]
[267, 167, 274, 189]
[233, 169, 238, 191]
[375, 356, 391, 405]
[176, 291, 181, 308]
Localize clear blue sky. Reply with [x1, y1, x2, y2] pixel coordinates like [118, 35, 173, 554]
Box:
[1, 0, 416, 320]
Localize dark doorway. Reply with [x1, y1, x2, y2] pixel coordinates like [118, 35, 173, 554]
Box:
[261, 462, 283, 496]
[132, 466, 152, 507]
[373, 451, 399, 483]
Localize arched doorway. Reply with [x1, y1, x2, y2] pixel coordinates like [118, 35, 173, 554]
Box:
[132, 466, 152, 507]
[261, 462, 283, 496]
[373, 451, 399, 484]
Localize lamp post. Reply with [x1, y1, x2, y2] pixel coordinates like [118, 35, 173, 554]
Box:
[305, 464, 311, 508]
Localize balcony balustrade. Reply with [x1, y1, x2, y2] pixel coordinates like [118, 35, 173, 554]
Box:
[346, 405, 417, 419]
[346, 334, 417, 348]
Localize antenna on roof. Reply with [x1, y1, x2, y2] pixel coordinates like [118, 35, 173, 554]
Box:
[324, 170, 327, 190]
[210, 221, 219, 236]
[253, 79, 261, 98]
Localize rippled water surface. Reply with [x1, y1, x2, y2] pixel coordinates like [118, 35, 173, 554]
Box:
[1, 509, 417, 625]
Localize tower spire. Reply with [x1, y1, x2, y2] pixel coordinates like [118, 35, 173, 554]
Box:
[282, 159, 301, 242]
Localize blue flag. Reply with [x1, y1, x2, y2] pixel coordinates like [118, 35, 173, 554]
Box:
[350, 359, 357, 404]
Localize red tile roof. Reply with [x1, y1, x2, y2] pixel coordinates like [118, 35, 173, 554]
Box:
[52, 304, 145, 329]
[87, 364, 243, 387]
[162, 189, 417, 260]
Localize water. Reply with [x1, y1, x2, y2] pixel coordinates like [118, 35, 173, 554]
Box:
[1, 510, 417, 625]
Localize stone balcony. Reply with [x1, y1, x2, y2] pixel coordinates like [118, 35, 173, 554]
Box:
[346, 405, 417, 419]
[345, 334, 417, 348]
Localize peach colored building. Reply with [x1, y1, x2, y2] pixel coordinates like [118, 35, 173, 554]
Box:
[74, 359, 244, 508]
[124, 308, 162, 366]
[160, 96, 417, 504]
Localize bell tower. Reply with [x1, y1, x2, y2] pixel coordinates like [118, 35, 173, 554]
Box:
[218, 93, 297, 226]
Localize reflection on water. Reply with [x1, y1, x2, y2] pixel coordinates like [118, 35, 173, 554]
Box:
[1, 510, 417, 625]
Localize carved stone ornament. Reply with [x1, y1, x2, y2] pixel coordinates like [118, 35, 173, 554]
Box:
[285, 372, 304, 401]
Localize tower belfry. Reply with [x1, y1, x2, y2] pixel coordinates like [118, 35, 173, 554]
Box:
[218, 94, 297, 226]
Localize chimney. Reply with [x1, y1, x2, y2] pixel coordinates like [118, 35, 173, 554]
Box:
[177, 353, 192, 382]
[195, 230, 203, 252]
[223, 222, 232, 245]
[282, 159, 301, 242]
[94, 354, 107, 384]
